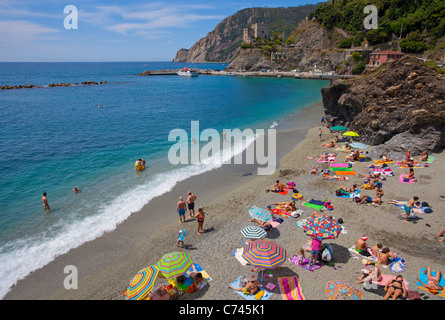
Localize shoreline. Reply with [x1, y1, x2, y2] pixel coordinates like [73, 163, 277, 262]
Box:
[4, 101, 325, 300]
[5, 101, 445, 300]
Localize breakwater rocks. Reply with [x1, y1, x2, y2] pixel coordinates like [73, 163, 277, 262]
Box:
[322, 55, 445, 158]
[0, 80, 108, 90]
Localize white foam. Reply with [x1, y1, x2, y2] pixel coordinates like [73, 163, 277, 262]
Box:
[0, 132, 257, 299]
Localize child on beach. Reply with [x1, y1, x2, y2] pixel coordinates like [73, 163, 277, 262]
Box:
[177, 229, 187, 248]
[297, 248, 307, 265]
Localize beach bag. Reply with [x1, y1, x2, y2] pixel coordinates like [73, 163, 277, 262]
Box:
[421, 202, 429, 207]
[288, 181, 296, 188]
[321, 247, 332, 262]
[406, 290, 421, 300]
[424, 207, 433, 213]
[187, 282, 198, 294]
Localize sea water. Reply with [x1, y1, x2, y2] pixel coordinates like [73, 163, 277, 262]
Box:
[0, 62, 328, 298]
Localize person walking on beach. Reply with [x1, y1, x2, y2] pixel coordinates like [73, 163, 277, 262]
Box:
[42, 192, 50, 212]
[187, 191, 197, 218]
[194, 208, 205, 235]
[318, 128, 322, 142]
[320, 115, 325, 126]
[177, 196, 187, 224]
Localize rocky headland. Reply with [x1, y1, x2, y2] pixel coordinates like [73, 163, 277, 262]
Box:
[322, 55, 445, 158]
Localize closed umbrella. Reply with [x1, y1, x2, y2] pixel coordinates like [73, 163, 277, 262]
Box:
[325, 280, 363, 300]
[124, 265, 159, 300]
[241, 226, 267, 240]
[342, 131, 360, 137]
[242, 239, 287, 269]
[330, 126, 348, 132]
[302, 215, 341, 241]
[156, 252, 193, 279]
[350, 142, 368, 149]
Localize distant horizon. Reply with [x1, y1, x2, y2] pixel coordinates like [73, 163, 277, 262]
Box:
[0, 0, 320, 62]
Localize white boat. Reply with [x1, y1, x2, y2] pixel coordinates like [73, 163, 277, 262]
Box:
[177, 68, 199, 77]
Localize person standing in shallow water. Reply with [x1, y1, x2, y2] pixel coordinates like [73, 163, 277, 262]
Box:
[42, 192, 50, 212]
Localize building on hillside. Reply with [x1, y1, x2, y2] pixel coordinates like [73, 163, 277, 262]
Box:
[271, 51, 285, 61]
[368, 50, 404, 67]
[243, 23, 269, 44]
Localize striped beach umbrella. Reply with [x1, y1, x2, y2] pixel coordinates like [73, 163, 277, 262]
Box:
[350, 142, 368, 149]
[302, 216, 341, 241]
[156, 252, 193, 279]
[124, 265, 159, 300]
[241, 226, 267, 240]
[242, 239, 287, 269]
[325, 280, 363, 300]
[248, 206, 272, 222]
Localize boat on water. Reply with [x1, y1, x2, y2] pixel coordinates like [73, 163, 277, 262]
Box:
[177, 68, 199, 77]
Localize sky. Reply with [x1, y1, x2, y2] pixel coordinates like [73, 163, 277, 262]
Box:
[0, 0, 320, 62]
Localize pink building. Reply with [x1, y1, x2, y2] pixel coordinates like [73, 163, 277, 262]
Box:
[368, 50, 404, 66]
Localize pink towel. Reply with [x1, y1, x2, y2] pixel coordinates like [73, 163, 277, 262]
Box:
[278, 277, 305, 300]
[329, 163, 349, 167]
[398, 174, 415, 183]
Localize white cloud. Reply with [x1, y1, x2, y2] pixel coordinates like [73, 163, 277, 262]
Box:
[0, 20, 60, 45]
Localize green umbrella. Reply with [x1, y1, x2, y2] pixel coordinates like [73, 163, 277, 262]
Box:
[156, 252, 193, 279]
[330, 126, 348, 132]
[342, 131, 360, 137]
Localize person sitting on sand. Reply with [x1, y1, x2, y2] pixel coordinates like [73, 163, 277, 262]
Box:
[321, 140, 336, 148]
[344, 143, 351, 151]
[345, 150, 361, 162]
[403, 168, 416, 181]
[322, 175, 348, 181]
[377, 247, 391, 265]
[356, 193, 383, 205]
[357, 264, 382, 284]
[417, 267, 444, 293]
[266, 180, 284, 193]
[336, 184, 357, 194]
[318, 153, 328, 161]
[228, 274, 261, 295]
[419, 150, 428, 162]
[371, 243, 383, 257]
[383, 275, 406, 300]
[355, 236, 371, 256]
[375, 185, 383, 198]
[309, 166, 319, 175]
[405, 150, 411, 162]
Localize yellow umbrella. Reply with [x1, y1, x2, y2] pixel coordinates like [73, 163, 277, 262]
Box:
[342, 131, 360, 137]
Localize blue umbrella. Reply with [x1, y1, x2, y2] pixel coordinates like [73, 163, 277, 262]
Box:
[350, 142, 368, 149]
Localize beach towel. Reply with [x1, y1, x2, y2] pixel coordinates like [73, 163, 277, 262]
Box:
[389, 258, 406, 273]
[422, 156, 435, 164]
[336, 170, 356, 175]
[272, 208, 292, 218]
[374, 274, 409, 290]
[302, 199, 325, 211]
[230, 248, 249, 266]
[398, 174, 416, 184]
[336, 190, 360, 198]
[276, 190, 288, 195]
[325, 177, 349, 181]
[373, 159, 393, 164]
[316, 157, 336, 163]
[329, 163, 349, 168]
[277, 277, 306, 300]
[228, 276, 273, 300]
[296, 219, 307, 229]
[348, 246, 378, 263]
[416, 268, 445, 297]
[289, 254, 322, 272]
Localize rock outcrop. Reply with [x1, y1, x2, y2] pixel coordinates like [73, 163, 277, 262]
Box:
[172, 6, 317, 63]
[322, 55, 445, 158]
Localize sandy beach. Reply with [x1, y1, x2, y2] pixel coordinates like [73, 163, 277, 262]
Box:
[4, 102, 445, 301]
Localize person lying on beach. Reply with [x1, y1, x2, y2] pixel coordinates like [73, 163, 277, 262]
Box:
[318, 153, 328, 161]
[336, 184, 357, 194]
[266, 180, 284, 193]
[345, 150, 362, 162]
[383, 275, 406, 300]
[322, 175, 348, 181]
[228, 274, 261, 295]
[366, 162, 390, 169]
[248, 218, 273, 232]
[321, 140, 336, 148]
[402, 158, 415, 167]
[310, 211, 332, 219]
[186, 264, 204, 285]
[358, 172, 382, 179]
[356, 194, 383, 205]
[357, 264, 382, 284]
[270, 201, 296, 212]
[309, 166, 319, 175]
[419, 150, 428, 162]
[148, 287, 171, 300]
[377, 247, 392, 265]
[417, 267, 444, 293]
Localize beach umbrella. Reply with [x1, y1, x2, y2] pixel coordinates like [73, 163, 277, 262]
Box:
[325, 280, 363, 300]
[242, 239, 287, 269]
[350, 142, 368, 149]
[330, 126, 348, 132]
[342, 131, 360, 137]
[302, 215, 341, 241]
[156, 252, 193, 279]
[124, 265, 159, 300]
[241, 226, 267, 240]
[248, 206, 273, 222]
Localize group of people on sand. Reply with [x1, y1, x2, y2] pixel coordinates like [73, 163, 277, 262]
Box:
[354, 236, 396, 265]
[176, 191, 205, 235]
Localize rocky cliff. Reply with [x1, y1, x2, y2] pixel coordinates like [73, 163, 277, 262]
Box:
[322, 55, 445, 158]
[172, 6, 317, 63]
[226, 20, 360, 72]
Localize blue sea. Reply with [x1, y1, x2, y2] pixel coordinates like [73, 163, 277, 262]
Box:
[0, 61, 328, 298]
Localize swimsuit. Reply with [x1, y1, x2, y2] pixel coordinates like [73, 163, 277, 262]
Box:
[178, 208, 186, 216]
[188, 202, 194, 210]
